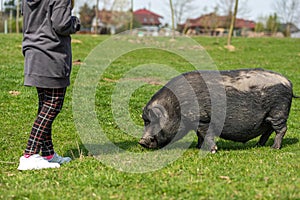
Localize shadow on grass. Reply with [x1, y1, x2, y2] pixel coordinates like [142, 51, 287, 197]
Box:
[68, 140, 196, 158]
[278, 137, 299, 148]
[67, 137, 299, 158]
[216, 137, 299, 151]
[67, 140, 141, 158]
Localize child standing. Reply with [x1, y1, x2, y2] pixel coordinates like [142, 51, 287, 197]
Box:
[18, 0, 80, 170]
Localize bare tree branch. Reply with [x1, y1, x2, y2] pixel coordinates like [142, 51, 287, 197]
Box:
[273, 0, 300, 24]
[217, 0, 249, 18]
[273, 0, 300, 36]
[165, 0, 197, 25]
[173, 0, 196, 24]
[111, 0, 130, 11]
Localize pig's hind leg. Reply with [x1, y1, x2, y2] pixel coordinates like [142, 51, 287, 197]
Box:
[271, 124, 287, 149]
[266, 108, 289, 149]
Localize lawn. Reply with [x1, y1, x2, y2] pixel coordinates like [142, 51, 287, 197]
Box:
[0, 33, 299, 200]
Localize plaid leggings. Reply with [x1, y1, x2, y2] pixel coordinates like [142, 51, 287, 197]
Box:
[25, 88, 66, 156]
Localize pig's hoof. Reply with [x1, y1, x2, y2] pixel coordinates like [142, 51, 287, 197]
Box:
[210, 146, 218, 154]
[271, 144, 281, 149]
[196, 143, 203, 149]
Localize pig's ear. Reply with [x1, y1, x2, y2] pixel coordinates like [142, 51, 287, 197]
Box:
[151, 105, 167, 119]
[151, 107, 163, 119]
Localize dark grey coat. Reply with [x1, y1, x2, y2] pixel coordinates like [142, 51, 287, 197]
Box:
[22, 0, 80, 88]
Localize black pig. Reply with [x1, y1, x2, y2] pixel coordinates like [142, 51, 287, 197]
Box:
[139, 69, 298, 153]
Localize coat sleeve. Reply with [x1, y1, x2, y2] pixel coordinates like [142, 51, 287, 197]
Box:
[51, 0, 80, 36]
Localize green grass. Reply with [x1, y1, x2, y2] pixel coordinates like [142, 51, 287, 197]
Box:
[0, 34, 299, 199]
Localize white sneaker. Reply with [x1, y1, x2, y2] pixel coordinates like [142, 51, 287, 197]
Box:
[17, 154, 60, 170]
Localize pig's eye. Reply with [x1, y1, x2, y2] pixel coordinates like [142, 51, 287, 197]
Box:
[144, 119, 150, 126]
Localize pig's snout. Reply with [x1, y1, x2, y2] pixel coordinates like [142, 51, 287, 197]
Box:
[139, 137, 158, 149]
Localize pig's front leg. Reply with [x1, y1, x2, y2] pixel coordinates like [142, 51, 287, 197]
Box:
[196, 123, 217, 153]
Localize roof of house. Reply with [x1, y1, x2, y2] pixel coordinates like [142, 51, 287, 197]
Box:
[235, 18, 256, 29]
[133, 8, 163, 26]
[184, 13, 256, 30]
[96, 9, 130, 26]
[280, 23, 300, 33]
[95, 8, 164, 27]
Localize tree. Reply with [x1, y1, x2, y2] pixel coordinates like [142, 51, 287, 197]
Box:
[172, 0, 196, 25]
[110, 0, 130, 11]
[117, 15, 141, 34]
[217, 0, 248, 28]
[16, 0, 19, 33]
[79, 3, 96, 30]
[254, 15, 267, 33]
[266, 13, 279, 35]
[165, 0, 197, 33]
[3, 0, 21, 33]
[217, 0, 248, 17]
[273, 0, 300, 37]
[255, 22, 265, 33]
[129, 0, 133, 33]
[4, 0, 14, 13]
[169, 0, 175, 39]
[227, 0, 238, 47]
[95, 0, 99, 33]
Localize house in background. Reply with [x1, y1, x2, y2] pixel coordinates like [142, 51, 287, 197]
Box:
[91, 8, 163, 34]
[291, 31, 300, 38]
[133, 8, 163, 32]
[180, 13, 256, 36]
[92, 9, 131, 34]
[280, 23, 300, 38]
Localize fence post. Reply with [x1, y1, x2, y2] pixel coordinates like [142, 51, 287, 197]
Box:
[4, 19, 7, 34]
